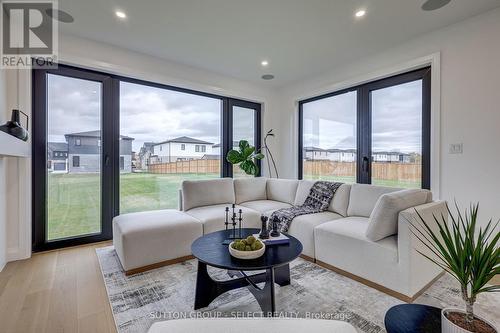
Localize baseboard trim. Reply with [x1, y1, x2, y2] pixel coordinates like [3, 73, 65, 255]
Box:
[315, 260, 444, 303]
[125, 255, 195, 276]
[300, 254, 315, 262]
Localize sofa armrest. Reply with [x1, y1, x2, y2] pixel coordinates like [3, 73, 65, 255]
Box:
[397, 201, 447, 294]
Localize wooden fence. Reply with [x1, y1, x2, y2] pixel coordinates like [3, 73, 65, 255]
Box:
[149, 159, 219, 174]
[303, 161, 421, 182]
[148, 159, 421, 182]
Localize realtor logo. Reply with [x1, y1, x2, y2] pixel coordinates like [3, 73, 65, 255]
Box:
[1, 0, 58, 68]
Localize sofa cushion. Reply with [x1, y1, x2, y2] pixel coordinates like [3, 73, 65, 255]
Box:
[315, 217, 398, 289]
[234, 177, 267, 204]
[240, 200, 291, 214]
[365, 189, 431, 241]
[347, 183, 401, 217]
[266, 179, 299, 204]
[182, 178, 235, 211]
[294, 181, 351, 217]
[287, 211, 343, 258]
[112, 209, 203, 272]
[185, 204, 261, 234]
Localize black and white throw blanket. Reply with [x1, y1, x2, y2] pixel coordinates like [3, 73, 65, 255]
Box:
[270, 181, 343, 232]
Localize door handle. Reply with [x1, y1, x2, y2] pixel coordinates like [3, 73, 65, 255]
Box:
[362, 156, 369, 173]
[105, 155, 110, 167]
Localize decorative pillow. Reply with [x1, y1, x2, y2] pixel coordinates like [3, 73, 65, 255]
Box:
[365, 189, 431, 241]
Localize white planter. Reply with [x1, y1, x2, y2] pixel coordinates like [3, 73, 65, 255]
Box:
[442, 308, 497, 333]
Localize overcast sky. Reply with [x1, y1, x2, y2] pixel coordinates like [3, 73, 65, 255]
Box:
[48, 74, 421, 154]
[303, 80, 422, 154]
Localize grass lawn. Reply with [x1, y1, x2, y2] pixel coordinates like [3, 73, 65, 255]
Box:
[47, 172, 218, 240]
[47, 172, 419, 240]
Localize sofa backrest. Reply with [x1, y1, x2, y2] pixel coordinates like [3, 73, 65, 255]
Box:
[266, 179, 299, 205]
[234, 177, 268, 204]
[181, 178, 235, 211]
[347, 183, 402, 217]
[294, 180, 351, 217]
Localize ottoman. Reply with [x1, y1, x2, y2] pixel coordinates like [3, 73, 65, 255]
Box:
[113, 209, 203, 275]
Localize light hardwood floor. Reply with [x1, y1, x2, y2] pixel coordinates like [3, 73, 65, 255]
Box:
[0, 242, 499, 333]
[0, 242, 116, 333]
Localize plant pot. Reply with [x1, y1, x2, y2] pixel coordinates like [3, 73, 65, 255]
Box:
[442, 308, 497, 333]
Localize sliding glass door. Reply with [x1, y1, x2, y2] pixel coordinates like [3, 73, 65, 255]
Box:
[33, 67, 114, 250]
[33, 64, 261, 251]
[299, 67, 431, 189]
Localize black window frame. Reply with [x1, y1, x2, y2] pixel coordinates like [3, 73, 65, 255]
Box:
[72, 155, 80, 167]
[298, 67, 431, 189]
[32, 63, 262, 251]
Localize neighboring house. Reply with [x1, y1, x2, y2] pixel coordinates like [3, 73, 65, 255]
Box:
[304, 146, 356, 162]
[151, 136, 214, 163]
[48, 142, 69, 173]
[211, 141, 239, 156]
[65, 130, 134, 173]
[137, 142, 155, 170]
[372, 151, 411, 163]
[304, 147, 412, 163]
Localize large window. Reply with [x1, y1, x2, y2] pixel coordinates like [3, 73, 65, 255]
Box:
[119, 81, 222, 214]
[299, 68, 430, 189]
[33, 64, 261, 251]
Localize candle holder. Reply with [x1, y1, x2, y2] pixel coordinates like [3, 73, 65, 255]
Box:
[223, 204, 243, 242]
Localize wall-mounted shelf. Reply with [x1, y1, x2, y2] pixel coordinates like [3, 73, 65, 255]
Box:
[0, 131, 30, 157]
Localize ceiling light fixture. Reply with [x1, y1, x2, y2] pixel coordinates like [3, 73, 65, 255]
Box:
[115, 11, 127, 19]
[355, 10, 366, 18]
[261, 60, 269, 67]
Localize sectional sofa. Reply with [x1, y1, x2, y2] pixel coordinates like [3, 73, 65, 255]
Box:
[113, 177, 446, 302]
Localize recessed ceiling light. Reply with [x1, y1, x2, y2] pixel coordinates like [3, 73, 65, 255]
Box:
[115, 11, 127, 19]
[261, 60, 269, 67]
[355, 10, 366, 18]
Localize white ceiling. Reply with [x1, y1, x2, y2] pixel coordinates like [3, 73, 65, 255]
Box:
[58, 0, 500, 87]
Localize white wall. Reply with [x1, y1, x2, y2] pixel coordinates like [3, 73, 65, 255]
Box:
[0, 69, 7, 271]
[279, 8, 500, 225]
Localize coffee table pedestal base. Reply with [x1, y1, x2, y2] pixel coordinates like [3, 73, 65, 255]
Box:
[194, 261, 290, 317]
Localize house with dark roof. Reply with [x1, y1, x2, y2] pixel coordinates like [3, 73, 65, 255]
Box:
[151, 136, 214, 163]
[65, 130, 134, 173]
[48, 142, 69, 173]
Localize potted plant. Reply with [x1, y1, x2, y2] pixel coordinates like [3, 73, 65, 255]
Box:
[411, 203, 499, 333]
[226, 140, 264, 176]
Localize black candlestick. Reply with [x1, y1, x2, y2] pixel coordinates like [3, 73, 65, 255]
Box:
[238, 209, 242, 238]
[224, 206, 229, 230]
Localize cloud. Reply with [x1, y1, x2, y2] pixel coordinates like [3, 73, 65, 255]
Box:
[47, 76, 224, 152]
[303, 80, 423, 153]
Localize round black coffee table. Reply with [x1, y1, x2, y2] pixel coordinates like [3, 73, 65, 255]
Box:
[191, 228, 303, 316]
[385, 304, 441, 333]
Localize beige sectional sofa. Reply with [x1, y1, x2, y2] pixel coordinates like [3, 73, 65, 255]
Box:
[114, 177, 445, 301]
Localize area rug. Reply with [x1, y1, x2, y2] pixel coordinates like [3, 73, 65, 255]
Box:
[96, 247, 499, 333]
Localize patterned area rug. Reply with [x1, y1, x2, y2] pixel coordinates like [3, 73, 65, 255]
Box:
[96, 247, 499, 333]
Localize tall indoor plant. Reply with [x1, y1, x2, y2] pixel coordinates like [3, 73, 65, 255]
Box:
[226, 140, 264, 176]
[411, 203, 499, 333]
